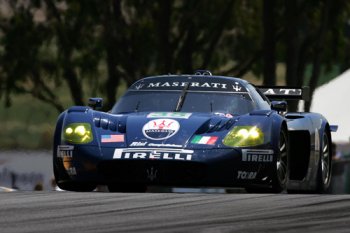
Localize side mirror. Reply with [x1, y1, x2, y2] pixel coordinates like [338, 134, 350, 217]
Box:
[271, 101, 287, 112]
[88, 97, 103, 110]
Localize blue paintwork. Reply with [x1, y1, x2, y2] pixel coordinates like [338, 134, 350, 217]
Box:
[53, 74, 335, 192]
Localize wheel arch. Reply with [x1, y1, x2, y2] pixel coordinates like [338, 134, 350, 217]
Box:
[270, 113, 288, 150]
[53, 111, 67, 157]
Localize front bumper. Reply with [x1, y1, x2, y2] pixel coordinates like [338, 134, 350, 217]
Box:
[54, 145, 276, 188]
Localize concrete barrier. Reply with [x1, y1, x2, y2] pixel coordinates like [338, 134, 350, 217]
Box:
[0, 150, 53, 191]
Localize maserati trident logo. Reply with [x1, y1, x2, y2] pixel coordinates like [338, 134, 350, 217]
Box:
[134, 83, 144, 90]
[142, 119, 180, 140]
[146, 167, 158, 181]
[232, 82, 242, 92]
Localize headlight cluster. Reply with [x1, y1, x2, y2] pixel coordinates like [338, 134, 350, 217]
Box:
[223, 126, 264, 147]
[63, 123, 93, 144]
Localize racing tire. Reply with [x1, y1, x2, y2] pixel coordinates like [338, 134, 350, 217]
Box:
[54, 166, 97, 192]
[315, 130, 332, 193]
[108, 184, 147, 193]
[272, 129, 289, 192]
[246, 128, 289, 193]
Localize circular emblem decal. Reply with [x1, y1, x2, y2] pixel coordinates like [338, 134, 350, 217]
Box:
[142, 119, 180, 140]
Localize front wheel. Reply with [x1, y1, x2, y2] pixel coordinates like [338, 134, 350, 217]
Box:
[272, 129, 289, 192]
[245, 129, 289, 193]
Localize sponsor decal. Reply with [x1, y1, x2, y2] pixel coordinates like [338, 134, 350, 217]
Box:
[62, 156, 72, 170]
[66, 167, 77, 176]
[130, 142, 148, 147]
[232, 82, 242, 92]
[148, 143, 182, 148]
[237, 171, 257, 180]
[129, 141, 183, 148]
[57, 145, 77, 176]
[191, 135, 218, 145]
[147, 112, 192, 119]
[61, 156, 77, 176]
[241, 149, 274, 162]
[134, 83, 144, 90]
[214, 112, 233, 118]
[146, 167, 158, 181]
[101, 134, 124, 143]
[57, 145, 74, 158]
[113, 148, 193, 161]
[142, 119, 180, 140]
[143, 81, 246, 92]
[147, 82, 228, 89]
[262, 88, 302, 96]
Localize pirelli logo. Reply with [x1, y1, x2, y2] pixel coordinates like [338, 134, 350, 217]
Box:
[113, 148, 194, 161]
[57, 145, 74, 158]
[242, 149, 274, 163]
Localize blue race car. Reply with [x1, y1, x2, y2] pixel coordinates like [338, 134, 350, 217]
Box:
[53, 71, 337, 193]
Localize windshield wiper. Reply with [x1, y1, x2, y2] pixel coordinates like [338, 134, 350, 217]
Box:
[134, 100, 140, 112]
[174, 82, 190, 112]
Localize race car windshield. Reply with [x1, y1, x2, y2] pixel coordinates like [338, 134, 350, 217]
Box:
[112, 91, 255, 115]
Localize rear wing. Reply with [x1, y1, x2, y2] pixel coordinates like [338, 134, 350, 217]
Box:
[258, 86, 310, 101]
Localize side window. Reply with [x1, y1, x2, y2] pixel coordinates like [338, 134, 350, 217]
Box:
[246, 84, 270, 110]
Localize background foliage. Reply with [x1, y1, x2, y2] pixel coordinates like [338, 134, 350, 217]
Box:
[1, 0, 350, 149]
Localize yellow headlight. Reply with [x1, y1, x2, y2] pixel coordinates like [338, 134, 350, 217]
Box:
[237, 129, 249, 138]
[249, 128, 260, 139]
[63, 123, 93, 144]
[223, 126, 264, 147]
[65, 127, 73, 135]
[74, 125, 86, 136]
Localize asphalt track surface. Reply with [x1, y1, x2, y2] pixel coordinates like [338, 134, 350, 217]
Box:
[1, 192, 350, 233]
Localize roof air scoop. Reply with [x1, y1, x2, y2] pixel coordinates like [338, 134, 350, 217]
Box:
[194, 70, 212, 76]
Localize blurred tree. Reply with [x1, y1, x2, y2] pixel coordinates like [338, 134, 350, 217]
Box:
[1, 0, 350, 113]
[305, 0, 332, 111]
[0, 1, 64, 111]
[262, 0, 276, 85]
[153, 0, 236, 73]
[44, 0, 103, 107]
[100, 0, 124, 110]
[282, 0, 350, 111]
[0, 0, 103, 111]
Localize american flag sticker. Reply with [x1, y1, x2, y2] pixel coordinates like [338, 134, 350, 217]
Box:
[101, 134, 125, 143]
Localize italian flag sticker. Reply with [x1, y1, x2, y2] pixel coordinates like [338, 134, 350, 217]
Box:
[191, 136, 218, 145]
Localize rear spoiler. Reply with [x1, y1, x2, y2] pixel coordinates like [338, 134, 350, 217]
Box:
[258, 86, 310, 101]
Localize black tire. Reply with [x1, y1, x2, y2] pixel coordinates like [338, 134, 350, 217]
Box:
[245, 128, 289, 193]
[315, 130, 332, 193]
[108, 184, 147, 193]
[54, 166, 96, 192]
[271, 129, 289, 192]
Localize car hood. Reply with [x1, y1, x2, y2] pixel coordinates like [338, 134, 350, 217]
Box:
[94, 112, 237, 149]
